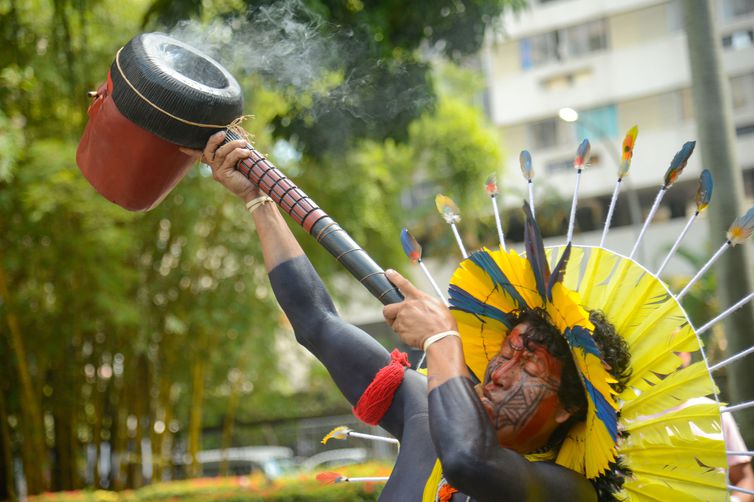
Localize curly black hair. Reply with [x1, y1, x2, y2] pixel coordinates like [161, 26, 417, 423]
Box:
[506, 307, 632, 502]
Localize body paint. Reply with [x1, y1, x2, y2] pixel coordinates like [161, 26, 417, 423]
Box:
[481, 325, 563, 450]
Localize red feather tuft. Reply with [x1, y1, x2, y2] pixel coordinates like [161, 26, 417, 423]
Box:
[316, 471, 343, 485]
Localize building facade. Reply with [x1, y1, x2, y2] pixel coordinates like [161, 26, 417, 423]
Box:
[480, 0, 754, 271]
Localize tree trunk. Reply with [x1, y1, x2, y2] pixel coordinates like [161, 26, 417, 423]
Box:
[51, 369, 76, 491]
[111, 372, 129, 491]
[0, 387, 16, 501]
[220, 380, 241, 477]
[682, 0, 754, 444]
[188, 356, 206, 478]
[0, 257, 48, 493]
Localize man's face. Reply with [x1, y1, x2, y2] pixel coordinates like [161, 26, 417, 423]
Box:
[479, 322, 566, 451]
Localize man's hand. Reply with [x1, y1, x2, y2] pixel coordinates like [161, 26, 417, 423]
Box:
[382, 269, 456, 349]
[180, 131, 260, 202]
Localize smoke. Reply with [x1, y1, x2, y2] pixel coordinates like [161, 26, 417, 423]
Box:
[167, 0, 431, 125]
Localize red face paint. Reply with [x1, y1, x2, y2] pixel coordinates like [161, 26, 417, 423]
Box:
[480, 323, 564, 450]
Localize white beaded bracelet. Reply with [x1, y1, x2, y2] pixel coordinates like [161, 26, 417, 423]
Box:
[245, 195, 273, 214]
[422, 330, 460, 352]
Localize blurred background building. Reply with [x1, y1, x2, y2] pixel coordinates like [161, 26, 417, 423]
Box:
[479, 0, 754, 271]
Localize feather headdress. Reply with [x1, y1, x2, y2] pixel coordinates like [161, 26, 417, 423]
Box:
[449, 203, 619, 479]
[409, 134, 743, 500]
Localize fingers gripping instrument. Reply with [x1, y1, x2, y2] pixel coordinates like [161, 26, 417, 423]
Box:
[224, 130, 403, 305]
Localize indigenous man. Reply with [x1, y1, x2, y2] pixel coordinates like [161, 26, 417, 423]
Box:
[182, 132, 630, 501]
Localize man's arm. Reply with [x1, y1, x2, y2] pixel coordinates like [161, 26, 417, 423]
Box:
[183, 133, 418, 437]
[383, 269, 596, 501]
[429, 377, 595, 501]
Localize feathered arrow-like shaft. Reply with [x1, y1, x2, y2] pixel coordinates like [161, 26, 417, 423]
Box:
[436, 194, 468, 258]
[400, 228, 448, 305]
[676, 206, 754, 301]
[520, 150, 535, 218]
[600, 126, 638, 247]
[486, 174, 507, 251]
[629, 141, 695, 260]
[656, 169, 713, 277]
[566, 139, 590, 244]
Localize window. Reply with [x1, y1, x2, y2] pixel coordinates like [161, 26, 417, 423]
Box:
[519, 19, 608, 69]
[520, 32, 560, 69]
[528, 118, 573, 149]
[575, 105, 618, 140]
[562, 19, 609, 59]
[546, 158, 573, 174]
[722, 29, 754, 50]
[675, 88, 695, 122]
[720, 0, 754, 21]
[731, 73, 754, 110]
[667, 0, 683, 32]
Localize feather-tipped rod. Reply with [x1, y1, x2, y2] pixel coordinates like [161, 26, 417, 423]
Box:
[567, 140, 590, 243]
[730, 485, 754, 497]
[676, 241, 730, 301]
[400, 228, 448, 304]
[709, 340, 754, 372]
[727, 206, 754, 245]
[721, 400, 754, 413]
[322, 425, 400, 445]
[655, 212, 698, 277]
[664, 141, 696, 188]
[602, 127, 639, 247]
[677, 206, 753, 300]
[632, 142, 696, 260]
[435, 194, 468, 258]
[486, 174, 507, 251]
[619, 125, 639, 178]
[599, 180, 622, 248]
[316, 471, 388, 484]
[520, 150, 535, 217]
[629, 187, 666, 260]
[657, 170, 714, 276]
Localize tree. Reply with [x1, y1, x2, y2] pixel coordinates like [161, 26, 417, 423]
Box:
[0, 0, 511, 495]
[143, 0, 523, 157]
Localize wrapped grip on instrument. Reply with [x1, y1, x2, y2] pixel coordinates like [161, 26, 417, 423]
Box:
[226, 131, 404, 305]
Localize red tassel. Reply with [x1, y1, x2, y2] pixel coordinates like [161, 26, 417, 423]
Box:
[439, 483, 459, 502]
[353, 350, 410, 425]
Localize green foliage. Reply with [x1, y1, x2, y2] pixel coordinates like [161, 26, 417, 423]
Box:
[143, 0, 521, 157]
[1, 0, 509, 495]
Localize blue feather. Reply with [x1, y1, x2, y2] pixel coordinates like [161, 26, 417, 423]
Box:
[469, 250, 530, 309]
[546, 243, 571, 302]
[583, 377, 619, 442]
[448, 285, 512, 327]
[565, 326, 602, 358]
[522, 202, 548, 300]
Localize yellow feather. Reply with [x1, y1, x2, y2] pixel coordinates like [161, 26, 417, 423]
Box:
[577, 247, 619, 306]
[556, 421, 586, 475]
[622, 401, 722, 443]
[621, 361, 718, 421]
[623, 477, 725, 502]
[622, 324, 700, 399]
[620, 436, 726, 472]
[454, 309, 507, 382]
[321, 426, 350, 444]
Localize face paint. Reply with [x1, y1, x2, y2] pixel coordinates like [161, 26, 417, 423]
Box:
[480, 323, 564, 450]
